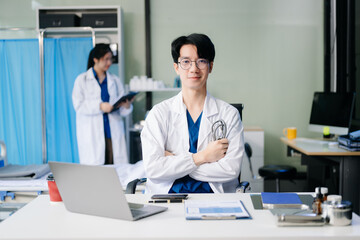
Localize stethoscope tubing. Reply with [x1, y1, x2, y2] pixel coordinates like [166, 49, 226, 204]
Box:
[211, 119, 227, 141]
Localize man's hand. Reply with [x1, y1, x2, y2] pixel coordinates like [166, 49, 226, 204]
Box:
[165, 150, 174, 156]
[100, 102, 113, 113]
[193, 138, 229, 166]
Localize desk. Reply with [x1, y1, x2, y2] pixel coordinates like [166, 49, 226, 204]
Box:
[0, 193, 359, 240]
[281, 137, 360, 215]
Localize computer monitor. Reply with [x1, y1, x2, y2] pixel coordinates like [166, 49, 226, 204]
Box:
[309, 92, 355, 135]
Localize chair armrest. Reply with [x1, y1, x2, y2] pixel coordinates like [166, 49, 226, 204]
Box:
[125, 178, 147, 194]
[235, 181, 250, 193]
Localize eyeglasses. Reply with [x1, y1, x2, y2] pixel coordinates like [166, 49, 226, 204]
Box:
[178, 58, 209, 70]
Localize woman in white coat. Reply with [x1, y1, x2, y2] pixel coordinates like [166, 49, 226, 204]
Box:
[141, 34, 244, 194]
[72, 44, 133, 165]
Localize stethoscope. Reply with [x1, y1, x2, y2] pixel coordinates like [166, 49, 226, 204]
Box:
[211, 119, 227, 141]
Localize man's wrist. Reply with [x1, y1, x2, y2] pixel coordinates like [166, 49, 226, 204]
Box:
[193, 152, 206, 166]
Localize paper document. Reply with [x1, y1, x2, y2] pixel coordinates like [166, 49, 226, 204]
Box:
[184, 200, 251, 220]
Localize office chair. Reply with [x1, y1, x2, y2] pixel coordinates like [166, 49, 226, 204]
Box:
[244, 142, 256, 179]
[230, 103, 243, 121]
[126, 178, 250, 194]
[258, 165, 297, 192]
[253, 140, 296, 192]
[243, 142, 296, 192]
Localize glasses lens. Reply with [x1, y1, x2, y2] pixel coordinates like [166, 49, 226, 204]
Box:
[196, 59, 208, 69]
[180, 59, 191, 70]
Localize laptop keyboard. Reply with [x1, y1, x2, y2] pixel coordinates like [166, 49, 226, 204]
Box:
[129, 203, 167, 220]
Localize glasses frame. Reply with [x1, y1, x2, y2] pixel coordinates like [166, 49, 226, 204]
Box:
[177, 58, 209, 70]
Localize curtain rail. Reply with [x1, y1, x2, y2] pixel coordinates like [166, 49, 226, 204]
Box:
[39, 27, 96, 47]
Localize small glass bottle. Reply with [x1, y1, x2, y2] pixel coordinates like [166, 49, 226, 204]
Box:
[312, 187, 323, 214]
[321, 187, 328, 202]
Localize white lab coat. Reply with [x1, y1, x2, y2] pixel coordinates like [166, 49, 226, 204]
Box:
[141, 91, 244, 194]
[72, 68, 132, 165]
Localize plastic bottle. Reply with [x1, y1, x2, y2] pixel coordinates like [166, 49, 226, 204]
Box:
[312, 187, 323, 214]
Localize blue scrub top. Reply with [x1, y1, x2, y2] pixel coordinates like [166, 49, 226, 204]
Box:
[168, 110, 213, 193]
[93, 68, 111, 139]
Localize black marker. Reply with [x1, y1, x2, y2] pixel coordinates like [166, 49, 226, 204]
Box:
[148, 199, 184, 203]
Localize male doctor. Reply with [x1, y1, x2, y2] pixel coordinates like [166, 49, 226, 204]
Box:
[141, 33, 244, 194]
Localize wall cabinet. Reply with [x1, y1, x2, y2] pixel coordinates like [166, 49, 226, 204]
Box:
[36, 6, 124, 81]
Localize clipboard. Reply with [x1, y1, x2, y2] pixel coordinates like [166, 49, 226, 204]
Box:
[184, 200, 251, 220]
[111, 91, 138, 112]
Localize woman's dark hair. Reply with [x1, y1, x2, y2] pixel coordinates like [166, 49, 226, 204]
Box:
[171, 33, 215, 63]
[87, 43, 112, 70]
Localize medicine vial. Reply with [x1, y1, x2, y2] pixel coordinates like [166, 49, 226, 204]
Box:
[312, 187, 323, 215]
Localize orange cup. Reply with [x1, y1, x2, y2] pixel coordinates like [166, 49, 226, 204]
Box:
[47, 174, 62, 202]
[283, 127, 297, 140]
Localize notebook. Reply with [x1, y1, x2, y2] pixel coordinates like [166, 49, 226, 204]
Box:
[49, 162, 167, 221]
[261, 192, 304, 209]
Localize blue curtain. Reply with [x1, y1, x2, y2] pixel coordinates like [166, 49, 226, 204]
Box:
[0, 37, 92, 165]
[44, 38, 92, 163]
[0, 39, 42, 165]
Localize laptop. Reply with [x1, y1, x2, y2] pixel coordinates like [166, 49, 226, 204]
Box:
[48, 162, 167, 221]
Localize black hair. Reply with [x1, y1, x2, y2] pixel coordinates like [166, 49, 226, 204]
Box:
[171, 33, 215, 63]
[87, 43, 113, 70]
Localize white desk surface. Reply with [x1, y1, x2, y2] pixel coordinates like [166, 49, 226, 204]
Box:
[281, 137, 360, 156]
[0, 193, 359, 240]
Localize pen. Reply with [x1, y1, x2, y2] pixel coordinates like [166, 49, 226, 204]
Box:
[148, 199, 184, 203]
